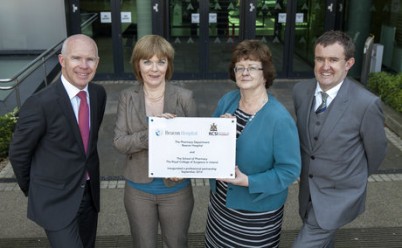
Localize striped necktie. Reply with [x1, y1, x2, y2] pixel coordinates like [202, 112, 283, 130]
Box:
[315, 91, 328, 114]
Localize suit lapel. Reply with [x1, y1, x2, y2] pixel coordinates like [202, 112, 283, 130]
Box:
[313, 79, 350, 151]
[131, 84, 148, 127]
[55, 80, 86, 154]
[163, 83, 177, 114]
[88, 84, 98, 154]
[299, 81, 316, 151]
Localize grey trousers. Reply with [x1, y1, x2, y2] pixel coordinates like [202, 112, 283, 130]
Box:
[292, 202, 336, 248]
[124, 182, 194, 248]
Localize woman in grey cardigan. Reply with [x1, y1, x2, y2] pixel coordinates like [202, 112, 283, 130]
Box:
[113, 35, 197, 248]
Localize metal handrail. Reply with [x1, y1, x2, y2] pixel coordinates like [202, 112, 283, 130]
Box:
[81, 13, 98, 29]
[0, 13, 98, 90]
[0, 13, 98, 110]
[0, 41, 63, 109]
[0, 40, 63, 89]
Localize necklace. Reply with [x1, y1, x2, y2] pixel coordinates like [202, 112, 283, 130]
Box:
[144, 87, 165, 103]
[144, 86, 165, 116]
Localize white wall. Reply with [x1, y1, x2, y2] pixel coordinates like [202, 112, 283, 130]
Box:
[0, 0, 67, 50]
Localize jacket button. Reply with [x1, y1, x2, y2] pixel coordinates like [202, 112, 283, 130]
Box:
[309, 174, 313, 178]
[311, 156, 315, 160]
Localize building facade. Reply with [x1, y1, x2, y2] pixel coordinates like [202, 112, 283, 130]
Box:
[1, 0, 402, 81]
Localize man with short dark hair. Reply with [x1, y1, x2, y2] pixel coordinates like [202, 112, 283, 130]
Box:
[292, 30, 387, 247]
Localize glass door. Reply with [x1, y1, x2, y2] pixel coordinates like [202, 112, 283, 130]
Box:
[80, 0, 116, 77]
[207, 0, 241, 77]
[167, 0, 241, 79]
[255, 0, 286, 75]
[292, 0, 326, 76]
[254, 0, 329, 78]
[69, 0, 336, 80]
[75, 0, 151, 80]
[167, 0, 322, 79]
[168, 0, 202, 79]
[121, 0, 143, 75]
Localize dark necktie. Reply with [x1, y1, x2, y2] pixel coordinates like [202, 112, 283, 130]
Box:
[315, 91, 329, 114]
[77, 91, 89, 153]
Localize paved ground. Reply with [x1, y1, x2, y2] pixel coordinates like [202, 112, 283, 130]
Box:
[1, 79, 401, 247]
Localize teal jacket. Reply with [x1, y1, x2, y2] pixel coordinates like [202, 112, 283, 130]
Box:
[210, 90, 301, 212]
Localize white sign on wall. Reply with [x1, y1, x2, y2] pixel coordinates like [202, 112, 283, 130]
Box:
[296, 13, 304, 23]
[121, 12, 132, 23]
[191, 13, 200, 23]
[100, 12, 112, 23]
[209, 13, 217, 23]
[278, 13, 287, 23]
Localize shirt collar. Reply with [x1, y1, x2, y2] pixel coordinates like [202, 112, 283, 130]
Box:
[61, 75, 88, 100]
[314, 81, 343, 100]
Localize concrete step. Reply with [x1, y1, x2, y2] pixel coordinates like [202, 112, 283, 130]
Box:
[1, 227, 402, 248]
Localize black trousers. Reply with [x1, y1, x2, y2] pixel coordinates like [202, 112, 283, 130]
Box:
[45, 180, 98, 248]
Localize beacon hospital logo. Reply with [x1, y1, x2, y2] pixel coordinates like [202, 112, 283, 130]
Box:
[155, 129, 163, 136]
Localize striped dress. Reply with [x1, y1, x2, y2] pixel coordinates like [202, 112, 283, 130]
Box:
[204, 109, 284, 248]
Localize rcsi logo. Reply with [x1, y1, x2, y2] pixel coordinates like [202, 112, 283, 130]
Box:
[210, 123, 217, 132]
[209, 122, 229, 136]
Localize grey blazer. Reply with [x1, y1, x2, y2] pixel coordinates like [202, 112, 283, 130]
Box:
[113, 83, 197, 186]
[292, 77, 387, 230]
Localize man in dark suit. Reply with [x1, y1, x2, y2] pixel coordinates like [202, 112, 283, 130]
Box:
[292, 31, 387, 247]
[9, 34, 106, 248]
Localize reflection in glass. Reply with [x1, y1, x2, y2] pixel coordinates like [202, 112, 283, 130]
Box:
[255, 0, 286, 74]
[169, 0, 200, 74]
[293, 0, 325, 72]
[122, 0, 140, 74]
[80, 0, 114, 74]
[208, 0, 240, 74]
[255, 0, 318, 75]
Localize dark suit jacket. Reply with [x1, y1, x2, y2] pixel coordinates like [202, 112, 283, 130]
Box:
[292, 77, 387, 230]
[9, 79, 106, 231]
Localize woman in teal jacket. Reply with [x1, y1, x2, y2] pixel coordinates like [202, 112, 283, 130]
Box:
[204, 40, 301, 248]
